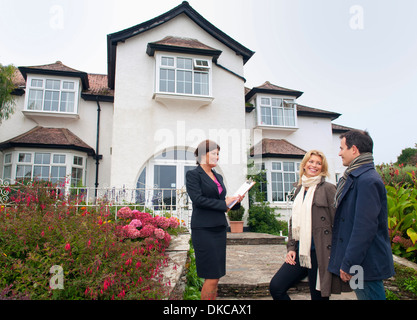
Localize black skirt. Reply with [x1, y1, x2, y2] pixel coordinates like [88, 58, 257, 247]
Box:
[191, 226, 227, 279]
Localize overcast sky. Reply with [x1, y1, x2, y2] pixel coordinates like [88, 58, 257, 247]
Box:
[1, 0, 416, 165]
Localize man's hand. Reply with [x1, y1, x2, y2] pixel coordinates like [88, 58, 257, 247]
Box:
[340, 269, 352, 282]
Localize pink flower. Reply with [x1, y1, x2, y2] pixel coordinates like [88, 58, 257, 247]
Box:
[117, 207, 133, 219]
[129, 219, 142, 229]
[139, 224, 155, 238]
[168, 217, 180, 228]
[393, 235, 401, 243]
[154, 228, 165, 239]
[155, 216, 170, 229]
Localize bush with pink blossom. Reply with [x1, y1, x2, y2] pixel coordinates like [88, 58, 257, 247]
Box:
[115, 208, 182, 249]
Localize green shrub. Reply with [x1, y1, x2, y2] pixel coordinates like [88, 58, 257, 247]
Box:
[248, 204, 288, 236]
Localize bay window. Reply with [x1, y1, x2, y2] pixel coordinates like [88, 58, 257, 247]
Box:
[25, 76, 79, 114]
[157, 54, 211, 97]
[258, 97, 297, 127]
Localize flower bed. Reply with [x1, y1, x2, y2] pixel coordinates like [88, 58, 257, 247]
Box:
[0, 182, 183, 300]
[377, 164, 417, 263]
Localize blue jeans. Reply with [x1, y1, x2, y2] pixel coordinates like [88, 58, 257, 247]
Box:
[354, 280, 386, 300]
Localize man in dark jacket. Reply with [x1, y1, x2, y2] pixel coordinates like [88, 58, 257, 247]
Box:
[328, 130, 394, 300]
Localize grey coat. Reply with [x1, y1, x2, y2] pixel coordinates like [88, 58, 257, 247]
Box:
[287, 177, 351, 297]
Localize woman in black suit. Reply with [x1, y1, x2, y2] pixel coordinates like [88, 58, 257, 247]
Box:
[186, 140, 243, 300]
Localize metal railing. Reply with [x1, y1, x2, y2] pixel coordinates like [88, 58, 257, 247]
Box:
[0, 179, 192, 229]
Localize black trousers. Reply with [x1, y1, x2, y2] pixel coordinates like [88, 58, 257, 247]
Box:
[269, 249, 329, 300]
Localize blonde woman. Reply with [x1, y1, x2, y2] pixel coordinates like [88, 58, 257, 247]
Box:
[269, 150, 350, 300]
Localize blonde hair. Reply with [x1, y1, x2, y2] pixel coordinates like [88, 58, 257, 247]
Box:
[298, 150, 329, 185]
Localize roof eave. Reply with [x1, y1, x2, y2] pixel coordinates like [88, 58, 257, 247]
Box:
[18, 67, 90, 90]
[0, 141, 95, 157]
[245, 88, 304, 102]
[146, 43, 222, 61]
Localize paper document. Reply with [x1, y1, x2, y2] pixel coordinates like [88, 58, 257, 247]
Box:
[227, 180, 256, 208]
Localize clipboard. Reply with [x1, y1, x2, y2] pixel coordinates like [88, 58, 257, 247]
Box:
[227, 180, 256, 210]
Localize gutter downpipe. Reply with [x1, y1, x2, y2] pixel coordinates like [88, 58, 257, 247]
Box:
[94, 97, 102, 201]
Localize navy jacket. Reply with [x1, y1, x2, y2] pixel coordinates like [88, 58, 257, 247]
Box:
[186, 166, 231, 228]
[328, 163, 395, 281]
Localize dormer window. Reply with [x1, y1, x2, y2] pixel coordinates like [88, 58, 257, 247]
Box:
[25, 75, 79, 114]
[157, 54, 211, 97]
[258, 96, 297, 128]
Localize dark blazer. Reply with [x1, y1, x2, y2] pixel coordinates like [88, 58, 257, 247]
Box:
[186, 166, 232, 228]
[328, 163, 395, 281]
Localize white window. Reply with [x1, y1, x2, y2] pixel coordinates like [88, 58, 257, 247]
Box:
[157, 55, 211, 97]
[3, 151, 85, 186]
[71, 156, 84, 187]
[2, 153, 12, 181]
[259, 97, 296, 127]
[267, 160, 300, 202]
[25, 76, 79, 114]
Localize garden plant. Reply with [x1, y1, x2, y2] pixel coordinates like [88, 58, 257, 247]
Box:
[0, 181, 182, 300]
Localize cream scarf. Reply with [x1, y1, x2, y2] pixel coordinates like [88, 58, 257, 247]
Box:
[291, 175, 322, 269]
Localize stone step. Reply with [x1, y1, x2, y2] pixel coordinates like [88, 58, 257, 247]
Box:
[218, 279, 309, 298]
[227, 232, 286, 245]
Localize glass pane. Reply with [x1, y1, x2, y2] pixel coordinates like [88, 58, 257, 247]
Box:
[51, 166, 66, 184]
[35, 153, 50, 164]
[272, 162, 281, 171]
[28, 89, 43, 110]
[160, 69, 175, 93]
[261, 98, 270, 105]
[46, 79, 60, 90]
[284, 108, 295, 126]
[271, 98, 281, 107]
[177, 70, 192, 94]
[16, 165, 32, 179]
[194, 72, 209, 95]
[154, 165, 177, 210]
[261, 107, 271, 125]
[272, 107, 284, 126]
[71, 167, 83, 186]
[63, 81, 74, 90]
[18, 153, 31, 163]
[53, 154, 66, 164]
[283, 162, 294, 172]
[31, 79, 43, 88]
[60, 92, 75, 112]
[177, 57, 192, 70]
[44, 91, 59, 111]
[161, 57, 174, 66]
[73, 156, 83, 166]
[34, 166, 50, 180]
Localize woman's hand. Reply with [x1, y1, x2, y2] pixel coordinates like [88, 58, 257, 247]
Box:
[225, 195, 241, 207]
[285, 251, 297, 265]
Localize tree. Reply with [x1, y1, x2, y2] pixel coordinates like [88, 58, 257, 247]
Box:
[0, 63, 17, 123]
[396, 144, 417, 166]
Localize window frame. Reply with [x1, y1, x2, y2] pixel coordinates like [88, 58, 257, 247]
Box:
[2, 150, 86, 187]
[264, 160, 301, 203]
[24, 75, 80, 115]
[155, 53, 212, 98]
[257, 95, 297, 128]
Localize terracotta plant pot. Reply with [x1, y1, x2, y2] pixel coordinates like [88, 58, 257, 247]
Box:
[229, 221, 244, 233]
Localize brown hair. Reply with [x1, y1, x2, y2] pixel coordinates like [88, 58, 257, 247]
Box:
[194, 140, 220, 165]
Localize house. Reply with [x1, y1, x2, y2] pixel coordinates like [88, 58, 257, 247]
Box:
[0, 1, 351, 220]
